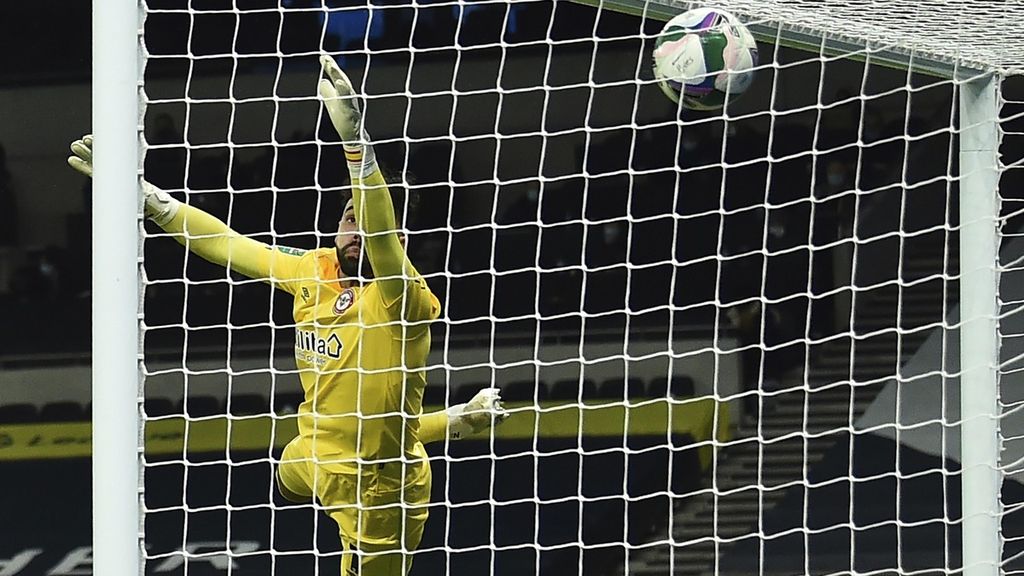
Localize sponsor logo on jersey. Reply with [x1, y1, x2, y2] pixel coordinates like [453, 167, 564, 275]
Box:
[301, 287, 311, 301]
[295, 329, 343, 360]
[333, 288, 356, 315]
[274, 245, 308, 256]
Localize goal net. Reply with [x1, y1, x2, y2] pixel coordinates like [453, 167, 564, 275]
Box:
[132, 0, 1023, 574]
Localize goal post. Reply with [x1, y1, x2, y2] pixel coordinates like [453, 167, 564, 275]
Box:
[91, 2, 142, 576]
[958, 72, 1001, 576]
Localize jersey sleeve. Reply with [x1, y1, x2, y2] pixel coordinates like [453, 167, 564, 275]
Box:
[159, 203, 307, 295]
[418, 410, 448, 444]
[352, 169, 441, 326]
[386, 265, 441, 325]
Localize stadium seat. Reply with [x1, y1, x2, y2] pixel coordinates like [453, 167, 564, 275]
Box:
[39, 402, 85, 422]
[646, 375, 695, 399]
[669, 375, 695, 398]
[581, 379, 599, 400]
[550, 378, 598, 401]
[501, 379, 546, 402]
[0, 403, 38, 423]
[549, 379, 576, 400]
[229, 394, 270, 416]
[144, 398, 176, 418]
[177, 395, 221, 418]
[598, 377, 645, 400]
[646, 377, 668, 398]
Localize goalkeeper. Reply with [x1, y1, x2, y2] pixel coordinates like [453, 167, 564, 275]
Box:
[69, 55, 508, 576]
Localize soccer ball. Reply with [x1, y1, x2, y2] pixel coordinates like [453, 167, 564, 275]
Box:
[652, 7, 758, 111]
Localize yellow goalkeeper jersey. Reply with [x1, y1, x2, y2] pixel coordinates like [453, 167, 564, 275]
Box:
[161, 187, 441, 475]
[287, 247, 440, 473]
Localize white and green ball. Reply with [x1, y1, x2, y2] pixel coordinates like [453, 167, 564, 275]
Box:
[652, 7, 758, 111]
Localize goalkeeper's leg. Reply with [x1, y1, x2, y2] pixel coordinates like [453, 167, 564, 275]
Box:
[324, 462, 431, 576]
[340, 537, 425, 576]
[276, 436, 314, 502]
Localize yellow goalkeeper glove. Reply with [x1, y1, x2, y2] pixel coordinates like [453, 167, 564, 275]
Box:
[447, 388, 510, 440]
[67, 134, 180, 226]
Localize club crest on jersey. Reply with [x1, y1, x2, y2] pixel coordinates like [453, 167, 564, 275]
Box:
[333, 288, 356, 315]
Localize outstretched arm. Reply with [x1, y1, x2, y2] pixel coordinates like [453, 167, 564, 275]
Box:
[418, 388, 510, 444]
[317, 56, 419, 308]
[68, 135, 303, 291]
[160, 203, 304, 288]
[351, 169, 416, 305]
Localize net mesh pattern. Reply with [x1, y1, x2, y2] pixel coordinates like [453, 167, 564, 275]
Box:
[130, 0, 1021, 573]
[644, 0, 1024, 74]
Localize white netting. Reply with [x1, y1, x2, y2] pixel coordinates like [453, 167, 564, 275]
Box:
[642, 0, 1024, 74]
[135, 1, 1019, 575]
[998, 78, 1024, 574]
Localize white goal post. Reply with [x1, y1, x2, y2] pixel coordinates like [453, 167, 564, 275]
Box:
[91, 1, 1022, 575]
[91, 1, 141, 576]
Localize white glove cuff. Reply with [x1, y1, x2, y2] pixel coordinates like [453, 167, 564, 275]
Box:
[446, 403, 472, 440]
[143, 181, 180, 226]
[343, 131, 379, 179]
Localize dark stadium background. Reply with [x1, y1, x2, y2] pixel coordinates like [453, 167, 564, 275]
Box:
[2, 0, 961, 362]
[3, 1, 1023, 575]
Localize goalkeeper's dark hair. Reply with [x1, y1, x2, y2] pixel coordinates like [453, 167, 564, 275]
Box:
[339, 169, 419, 228]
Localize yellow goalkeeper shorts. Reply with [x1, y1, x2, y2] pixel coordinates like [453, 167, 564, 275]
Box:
[277, 437, 432, 575]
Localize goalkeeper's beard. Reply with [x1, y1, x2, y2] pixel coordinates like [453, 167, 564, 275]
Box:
[337, 245, 373, 280]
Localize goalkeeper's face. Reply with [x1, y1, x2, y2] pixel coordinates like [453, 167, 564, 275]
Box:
[335, 201, 371, 278]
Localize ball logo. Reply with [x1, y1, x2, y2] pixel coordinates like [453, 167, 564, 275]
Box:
[652, 7, 757, 110]
[333, 288, 356, 315]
